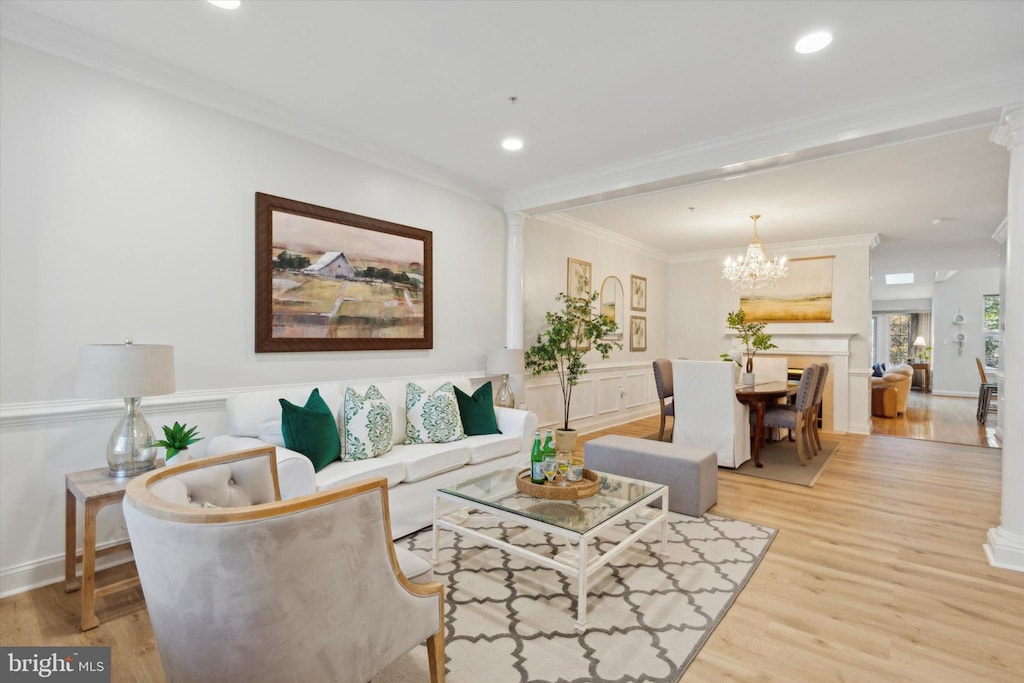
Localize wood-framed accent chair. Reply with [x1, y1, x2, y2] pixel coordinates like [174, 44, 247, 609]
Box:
[672, 360, 750, 468]
[124, 447, 445, 683]
[652, 358, 675, 441]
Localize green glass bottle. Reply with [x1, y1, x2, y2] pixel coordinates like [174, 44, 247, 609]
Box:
[530, 431, 545, 484]
[542, 429, 555, 458]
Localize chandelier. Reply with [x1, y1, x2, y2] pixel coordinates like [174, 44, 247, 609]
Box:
[721, 214, 788, 290]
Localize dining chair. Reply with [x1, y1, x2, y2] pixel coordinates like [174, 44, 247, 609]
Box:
[652, 358, 674, 441]
[761, 364, 820, 465]
[976, 357, 998, 424]
[672, 360, 750, 468]
[809, 362, 829, 452]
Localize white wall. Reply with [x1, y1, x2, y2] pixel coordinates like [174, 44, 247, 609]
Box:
[0, 41, 507, 594]
[668, 238, 874, 432]
[520, 216, 668, 431]
[931, 267, 1000, 395]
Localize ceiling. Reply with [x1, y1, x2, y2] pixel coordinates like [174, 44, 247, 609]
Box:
[3, 0, 1022, 297]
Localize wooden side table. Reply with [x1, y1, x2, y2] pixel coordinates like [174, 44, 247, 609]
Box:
[65, 466, 142, 630]
[910, 363, 932, 393]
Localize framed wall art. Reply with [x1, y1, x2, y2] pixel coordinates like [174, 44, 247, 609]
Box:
[630, 316, 647, 352]
[630, 274, 647, 311]
[739, 255, 834, 323]
[567, 258, 592, 298]
[255, 192, 432, 352]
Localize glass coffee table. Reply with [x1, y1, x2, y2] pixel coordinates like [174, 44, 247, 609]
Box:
[433, 468, 668, 630]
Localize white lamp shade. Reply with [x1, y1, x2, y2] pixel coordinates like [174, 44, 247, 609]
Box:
[76, 343, 176, 399]
[913, 336, 927, 347]
[486, 348, 524, 376]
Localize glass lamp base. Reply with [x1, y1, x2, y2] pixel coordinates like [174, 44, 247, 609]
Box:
[495, 374, 515, 409]
[106, 397, 159, 478]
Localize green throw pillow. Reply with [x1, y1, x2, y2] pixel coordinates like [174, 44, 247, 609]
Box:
[279, 388, 341, 472]
[404, 382, 467, 444]
[454, 382, 500, 436]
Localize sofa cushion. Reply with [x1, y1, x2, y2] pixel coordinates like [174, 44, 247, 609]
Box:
[454, 382, 500, 436]
[279, 388, 341, 472]
[342, 385, 393, 461]
[313, 457, 406, 492]
[389, 443, 470, 483]
[464, 434, 522, 465]
[404, 382, 467, 444]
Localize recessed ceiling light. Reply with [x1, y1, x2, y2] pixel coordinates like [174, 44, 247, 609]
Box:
[208, 0, 241, 9]
[885, 273, 915, 285]
[501, 137, 524, 152]
[795, 31, 832, 54]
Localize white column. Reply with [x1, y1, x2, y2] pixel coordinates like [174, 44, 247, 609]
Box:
[505, 213, 527, 406]
[505, 213, 526, 348]
[985, 104, 1024, 572]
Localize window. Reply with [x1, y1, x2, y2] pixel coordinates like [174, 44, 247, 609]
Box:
[888, 313, 911, 365]
[983, 294, 1000, 368]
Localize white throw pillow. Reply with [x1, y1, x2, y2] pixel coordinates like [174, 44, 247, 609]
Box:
[404, 382, 467, 444]
[343, 385, 393, 460]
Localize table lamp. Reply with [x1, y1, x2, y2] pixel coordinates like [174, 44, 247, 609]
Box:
[76, 340, 176, 478]
[486, 348, 524, 409]
[913, 336, 927, 361]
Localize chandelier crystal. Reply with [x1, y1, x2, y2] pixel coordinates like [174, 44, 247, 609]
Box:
[721, 214, 788, 290]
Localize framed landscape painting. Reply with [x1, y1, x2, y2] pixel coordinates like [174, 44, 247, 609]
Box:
[739, 255, 834, 323]
[255, 193, 432, 352]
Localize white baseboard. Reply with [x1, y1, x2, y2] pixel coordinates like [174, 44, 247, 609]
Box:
[932, 391, 977, 398]
[0, 539, 134, 599]
[984, 526, 1024, 573]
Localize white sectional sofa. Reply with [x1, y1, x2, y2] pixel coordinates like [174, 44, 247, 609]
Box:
[206, 375, 538, 538]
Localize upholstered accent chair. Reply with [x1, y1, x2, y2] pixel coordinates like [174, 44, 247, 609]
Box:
[869, 363, 913, 416]
[672, 360, 750, 468]
[124, 448, 445, 683]
[652, 358, 675, 441]
[761, 363, 820, 465]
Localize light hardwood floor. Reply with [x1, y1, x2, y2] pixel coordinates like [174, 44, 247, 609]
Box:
[3, 416, 1022, 682]
[870, 389, 1000, 448]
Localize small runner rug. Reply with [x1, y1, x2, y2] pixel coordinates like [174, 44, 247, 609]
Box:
[728, 438, 840, 487]
[375, 511, 775, 683]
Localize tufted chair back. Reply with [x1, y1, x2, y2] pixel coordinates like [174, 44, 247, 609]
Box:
[124, 448, 445, 683]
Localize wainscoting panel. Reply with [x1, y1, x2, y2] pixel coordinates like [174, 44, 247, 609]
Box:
[524, 361, 659, 434]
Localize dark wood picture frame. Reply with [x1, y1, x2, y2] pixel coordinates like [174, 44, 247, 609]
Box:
[255, 192, 432, 352]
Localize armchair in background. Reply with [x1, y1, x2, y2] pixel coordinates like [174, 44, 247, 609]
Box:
[869, 363, 913, 416]
[124, 448, 445, 683]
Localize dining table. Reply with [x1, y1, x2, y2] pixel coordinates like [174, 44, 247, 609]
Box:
[735, 380, 798, 467]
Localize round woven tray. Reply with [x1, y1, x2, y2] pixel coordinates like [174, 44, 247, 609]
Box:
[515, 468, 600, 500]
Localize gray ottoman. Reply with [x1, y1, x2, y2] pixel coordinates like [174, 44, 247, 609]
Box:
[584, 435, 717, 517]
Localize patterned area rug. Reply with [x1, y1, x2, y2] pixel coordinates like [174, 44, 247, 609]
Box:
[375, 511, 776, 683]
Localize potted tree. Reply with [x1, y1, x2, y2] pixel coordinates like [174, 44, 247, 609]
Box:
[525, 291, 620, 451]
[720, 309, 776, 384]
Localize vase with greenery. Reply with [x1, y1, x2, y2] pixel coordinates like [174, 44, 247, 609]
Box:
[525, 291, 620, 449]
[154, 422, 203, 462]
[720, 309, 776, 377]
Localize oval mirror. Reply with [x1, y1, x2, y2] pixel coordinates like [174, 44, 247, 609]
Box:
[599, 276, 625, 341]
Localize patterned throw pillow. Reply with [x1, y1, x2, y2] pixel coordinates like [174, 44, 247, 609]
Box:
[404, 382, 467, 444]
[343, 386, 393, 461]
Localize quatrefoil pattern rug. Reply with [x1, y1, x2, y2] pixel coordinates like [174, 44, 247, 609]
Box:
[377, 511, 775, 683]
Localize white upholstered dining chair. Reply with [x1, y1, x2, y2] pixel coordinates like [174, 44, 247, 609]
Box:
[124, 447, 445, 683]
[672, 360, 750, 468]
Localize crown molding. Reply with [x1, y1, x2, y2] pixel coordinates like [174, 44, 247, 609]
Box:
[534, 214, 670, 262]
[669, 233, 880, 264]
[992, 217, 1008, 245]
[0, 6, 504, 208]
[506, 65, 1024, 215]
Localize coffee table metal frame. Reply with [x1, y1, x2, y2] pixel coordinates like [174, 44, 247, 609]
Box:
[433, 469, 668, 631]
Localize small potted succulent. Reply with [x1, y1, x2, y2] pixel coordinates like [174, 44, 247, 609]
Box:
[154, 422, 203, 462]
